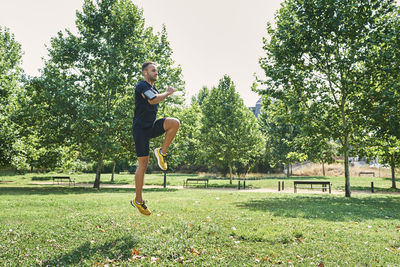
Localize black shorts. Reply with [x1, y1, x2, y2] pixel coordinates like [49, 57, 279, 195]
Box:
[133, 118, 166, 157]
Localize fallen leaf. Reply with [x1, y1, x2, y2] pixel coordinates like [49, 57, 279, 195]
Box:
[395, 226, 400, 229]
[192, 248, 200, 256]
[261, 257, 270, 262]
[318, 262, 325, 267]
[131, 248, 140, 256]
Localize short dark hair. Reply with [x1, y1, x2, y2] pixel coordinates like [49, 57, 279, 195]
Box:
[142, 61, 155, 71]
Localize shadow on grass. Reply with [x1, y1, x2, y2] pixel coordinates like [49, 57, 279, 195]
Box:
[336, 185, 400, 193]
[42, 236, 138, 265]
[382, 177, 400, 182]
[31, 176, 52, 181]
[0, 186, 178, 195]
[235, 194, 400, 222]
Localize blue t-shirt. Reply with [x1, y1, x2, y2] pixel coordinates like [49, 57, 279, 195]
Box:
[132, 81, 159, 129]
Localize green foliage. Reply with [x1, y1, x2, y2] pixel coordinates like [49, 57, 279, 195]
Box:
[257, 0, 398, 196]
[259, 99, 301, 172]
[191, 86, 210, 106]
[201, 75, 265, 180]
[171, 103, 205, 170]
[26, 0, 184, 187]
[359, 5, 400, 139]
[0, 27, 25, 168]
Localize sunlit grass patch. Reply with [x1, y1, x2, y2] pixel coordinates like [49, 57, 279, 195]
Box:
[1, 185, 400, 265]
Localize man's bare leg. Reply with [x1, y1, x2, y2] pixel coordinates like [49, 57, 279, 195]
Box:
[135, 156, 149, 203]
[161, 118, 180, 154]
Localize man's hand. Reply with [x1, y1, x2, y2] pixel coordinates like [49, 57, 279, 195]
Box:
[166, 86, 176, 95]
[147, 86, 177, 105]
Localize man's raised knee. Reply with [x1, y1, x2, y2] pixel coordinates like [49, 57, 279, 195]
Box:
[165, 118, 180, 130]
[173, 118, 180, 129]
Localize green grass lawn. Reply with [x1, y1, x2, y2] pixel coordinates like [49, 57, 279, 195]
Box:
[2, 171, 399, 193]
[1, 177, 400, 266]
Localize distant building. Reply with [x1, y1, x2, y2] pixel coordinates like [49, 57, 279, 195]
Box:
[249, 98, 262, 118]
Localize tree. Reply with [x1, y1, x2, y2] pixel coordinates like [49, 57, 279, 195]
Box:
[360, 5, 400, 140]
[191, 86, 210, 106]
[373, 136, 400, 189]
[300, 135, 337, 176]
[0, 27, 24, 168]
[355, 132, 400, 189]
[357, 5, 400, 188]
[292, 103, 338, 176]
[171, 103, 204, 170]
[256, 0, 398, 197]
[201, 75, 264, 183]
[259, 98, 302, 177]
[29, 0, 184, 188]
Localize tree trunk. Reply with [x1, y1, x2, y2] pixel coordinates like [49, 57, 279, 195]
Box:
[340, 93, 351, 197]
[229, 165, 233, 184]
[344, 135, 351, 197]
[286, 162, 290, 177]
[391, 153, 396, 189]
[322, 162, 326, 177]
[111, 160, 116, 183]
[93, 151, 104, 189]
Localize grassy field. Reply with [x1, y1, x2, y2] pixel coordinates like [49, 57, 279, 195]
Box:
[2, 171, 399, 193]
[1, 173, 400, 266]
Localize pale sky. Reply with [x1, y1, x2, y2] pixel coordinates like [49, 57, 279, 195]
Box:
[0, 0, 284, 106]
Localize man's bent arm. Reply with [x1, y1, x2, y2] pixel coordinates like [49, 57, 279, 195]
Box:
[147, 87, 176, 105]
[147, 91, 170, 105]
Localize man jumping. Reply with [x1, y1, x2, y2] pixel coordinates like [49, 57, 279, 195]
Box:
[130, 61, 180, 216]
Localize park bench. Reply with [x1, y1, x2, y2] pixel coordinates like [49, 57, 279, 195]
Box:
[294, 181, 331, 193]
[52, 176, 75, 186]
[184, 178, 209, 188]
[359, 171, 375, 177]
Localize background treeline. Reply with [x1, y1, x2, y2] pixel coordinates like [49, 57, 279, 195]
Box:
[1, 0, 399, 193]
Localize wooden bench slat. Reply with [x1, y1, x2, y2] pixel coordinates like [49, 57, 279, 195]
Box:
[52, 176, 75, 186]
[294, 181, 331, 193]
[184, 178, 208, 188]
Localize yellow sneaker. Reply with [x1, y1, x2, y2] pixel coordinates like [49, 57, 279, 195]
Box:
[154, 148, 168, 171]
[131, 199, 151, 216]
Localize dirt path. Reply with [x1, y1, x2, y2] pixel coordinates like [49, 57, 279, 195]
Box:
[28, 182, 400, 195]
